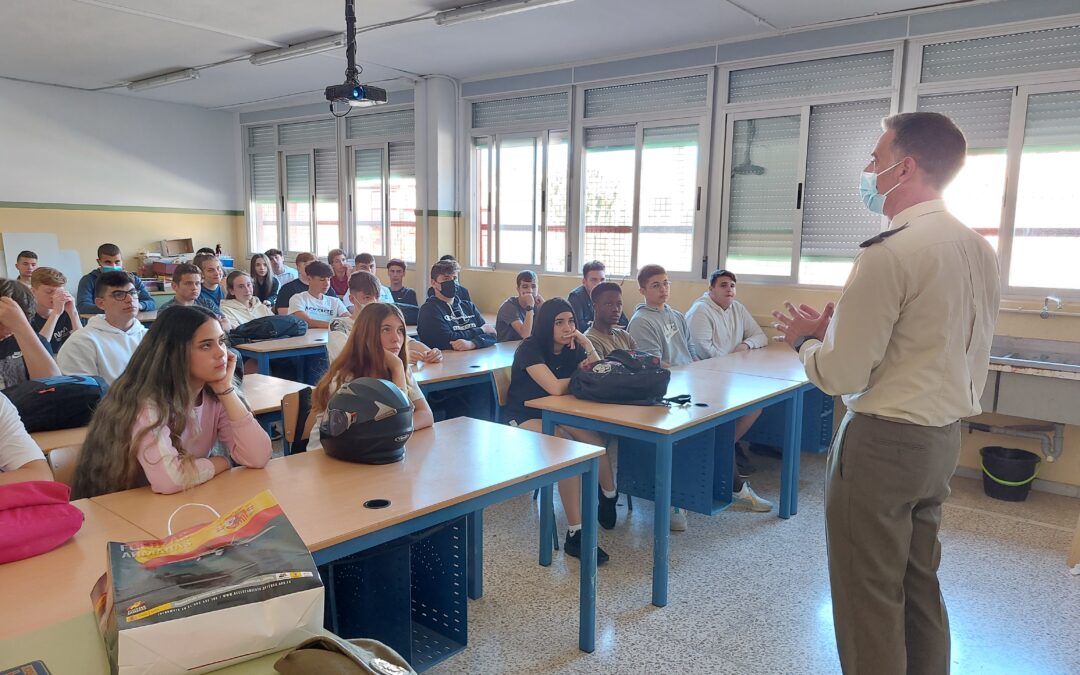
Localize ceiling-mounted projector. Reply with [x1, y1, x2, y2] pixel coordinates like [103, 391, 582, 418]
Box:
[324, 0, 386, 116]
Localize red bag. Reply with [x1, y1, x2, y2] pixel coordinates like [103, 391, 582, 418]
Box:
[0, 480, 84, 563]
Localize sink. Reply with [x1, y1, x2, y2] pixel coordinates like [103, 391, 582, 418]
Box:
[990, 336, 1080, 375]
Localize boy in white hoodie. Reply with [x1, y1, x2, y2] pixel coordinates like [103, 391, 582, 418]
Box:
[57, 271, 147, 385]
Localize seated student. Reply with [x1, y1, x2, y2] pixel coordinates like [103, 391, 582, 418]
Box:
[0, 395, 52, 485]
[311, 302, 434, 449]
[502, 298, 617, 562]
[424, 254, 473, 303]
[585, 282, 637, 359]
[249, 253, 280, 306]
[70, 305, 271, 498]
[30, 267, 81, 353]
[328, 272, 442, 364]
[568, 260, 627, 331]
[57, 272, 147, 385]
[160, 263, 231, 332]
[15, 250, 38, 287]
[686, 269, 767, 359]
[0, 279, 60, 390]
[76, 243, 155, 314]
[220, 270, 273, 327]
[195, 254, 226, 308]
[495, 270, 544, 342]
[353, 253, 394, 303]
[386, 258, 417, 307]
[327, 249, 352, 299]
[288, 261, 350, 329]
[266, 248, 298, 287]
[417, 259, 496, 351]
[195, 247, 216, 256]
[275, 252, 339, 315]
[627, 264, 697, 368]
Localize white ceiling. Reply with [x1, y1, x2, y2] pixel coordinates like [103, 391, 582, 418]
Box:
[0, 0, 991, 111]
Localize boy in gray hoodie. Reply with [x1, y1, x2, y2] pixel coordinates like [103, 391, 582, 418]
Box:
[627, 264, 697, 367]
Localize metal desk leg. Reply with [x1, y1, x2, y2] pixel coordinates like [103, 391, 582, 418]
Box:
[791, 388, 805, 516]
[539, 484, 554, 567]
[780, 393, 797, 519]
[467, 509, 483, 600]
[653, 437, 673, 607]
[579, 457, 598, 653]
[258, 353, 270, 375]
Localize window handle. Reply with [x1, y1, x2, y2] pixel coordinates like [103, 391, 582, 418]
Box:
[795, 182, 803, 210]
[696, 186, 702, 211]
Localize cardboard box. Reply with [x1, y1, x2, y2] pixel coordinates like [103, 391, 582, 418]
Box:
[160, 238, 194, 257]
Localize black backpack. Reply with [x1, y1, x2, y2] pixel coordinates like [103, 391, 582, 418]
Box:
[228, 315, 308, 345]
[570, 349, 672, 406]
[2, 375, 108, 432]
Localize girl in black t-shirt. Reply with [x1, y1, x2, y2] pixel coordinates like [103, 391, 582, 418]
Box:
[503, 298, 617, 564]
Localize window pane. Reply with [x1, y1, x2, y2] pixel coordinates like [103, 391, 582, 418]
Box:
[250, 153, 278, 252]
[314, 148, 338, 257]
[583, 125, 636, 277]
[284, 153, 311, 252]
[639, 125, 698, 272]
[545, 131, 569, 273]
[919, 89, 1013, 251]
[1012, 89, 1080, 290]
[799, 99, 892, 286]
[353, 147, 384, 256]
[389, 142, 417, 263]
[726, 116, 801, 277]
[473, 139, 491, 267]
[497, 137, 540, 265]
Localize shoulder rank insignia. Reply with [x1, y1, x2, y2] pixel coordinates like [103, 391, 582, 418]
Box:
[859, 224, 909, 248]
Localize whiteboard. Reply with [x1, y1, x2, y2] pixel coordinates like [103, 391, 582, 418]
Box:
[2, 233, 84, 294]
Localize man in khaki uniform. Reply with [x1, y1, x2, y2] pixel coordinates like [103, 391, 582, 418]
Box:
[772, 112, 1000, 674]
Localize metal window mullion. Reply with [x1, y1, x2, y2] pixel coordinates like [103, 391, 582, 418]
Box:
[493, 134, 502, 267]
[629, 123, 645, 276]
[308, 149, 317, 253]
[791, 106, 811, 282]
[540, 130, 549, 270]
[708, 70, 730, 275]
[382, 143, 391, 259]
[998, 86, 1029, 296]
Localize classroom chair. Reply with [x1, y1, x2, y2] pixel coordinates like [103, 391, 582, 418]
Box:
[47, 445, 82, 489]
[282, 387, 315, 456]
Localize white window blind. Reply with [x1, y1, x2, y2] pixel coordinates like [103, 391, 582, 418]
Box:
[314, 149, 337, 204]
[354, 147, 382, 180]
[248, 126, 274, 148]
[1021, 89, 1080, 148]
[471, 92, 569, 129]
[278, 119, 336, 146]
[801, 99, 892, 260]
[728, 51, 893, 103]
[917, 89, 1013, 149]
[584, 75, 708, 118]
[285, 155, 310, 203]
[250, 153, 277, 204]
[583, 124, 635, 149]
[389, 142, 415, 177]
[346, 109, 414, 141]
[921, 25, 1080, 84]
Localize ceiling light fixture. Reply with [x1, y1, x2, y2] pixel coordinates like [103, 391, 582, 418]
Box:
[434, 0, 575, 27]
[127, 68, 199, 92]
[249, 33, 347, 66]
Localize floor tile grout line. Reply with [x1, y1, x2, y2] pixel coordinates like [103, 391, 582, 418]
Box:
[944, 502, 1074, 533]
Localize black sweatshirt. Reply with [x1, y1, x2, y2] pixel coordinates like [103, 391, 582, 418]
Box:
[416, 296, 495, 350]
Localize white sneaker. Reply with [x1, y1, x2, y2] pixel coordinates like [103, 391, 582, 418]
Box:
[670, 507, 688, 531]
[734, 483, 773, 512]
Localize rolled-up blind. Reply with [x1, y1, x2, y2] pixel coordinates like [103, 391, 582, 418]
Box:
[921, 25, 1080, 84]
[314, 149, 337, 205]
[279, 119, 336, 146]
[584, 74, 708, 118]
[917, 89, 1012, 150]
[389, 142, 415, 177]
[583, 124, 635, 149]
[471, 92, 569, 129]
[729, 51, 893, 103]
[346, 109, 414, 141]
[1021, 89, 1080, 150]
[248, 126, 274, 148]
[250, 153, 276, 204]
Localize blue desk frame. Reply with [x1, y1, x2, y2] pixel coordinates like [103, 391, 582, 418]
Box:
[311, 456, 601, 654]
[238, 345, 327, 380]
[539, 381, 811, 607]
[417, 372, 501, 420]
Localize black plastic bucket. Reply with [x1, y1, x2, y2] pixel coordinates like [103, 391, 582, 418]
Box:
[980, 446, 1040, 502]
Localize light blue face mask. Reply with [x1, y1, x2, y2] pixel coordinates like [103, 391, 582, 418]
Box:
[100, 266, 123, 272]
[859, 160, 903, 215]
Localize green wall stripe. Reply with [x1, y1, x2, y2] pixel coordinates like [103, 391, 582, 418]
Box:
[0, 201, 244, 217]
[414, 209, 461, 217]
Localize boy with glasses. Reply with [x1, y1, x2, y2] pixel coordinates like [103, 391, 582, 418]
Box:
[57, 271, 147, 385]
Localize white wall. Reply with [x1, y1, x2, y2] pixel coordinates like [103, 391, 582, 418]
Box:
[0, 77, 240, 210]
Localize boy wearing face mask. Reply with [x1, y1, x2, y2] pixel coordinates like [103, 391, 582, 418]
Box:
[417, 259, 495, 351]
[76, 243, 156, 315]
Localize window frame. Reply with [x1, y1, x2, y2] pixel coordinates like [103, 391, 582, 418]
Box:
[571, 68, 714, 281]
[905, 18, 1080, 299]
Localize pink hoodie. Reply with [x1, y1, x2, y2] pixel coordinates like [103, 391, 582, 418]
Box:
[135, 395, 271, 494]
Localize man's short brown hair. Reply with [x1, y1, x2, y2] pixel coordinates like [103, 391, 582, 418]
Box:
[637, 264, 666, 288]
[31, 267, 66, 288]
[349, 271, 381, 297]
[386, 258, 406, 272]
[171, 263, 200, 285]
[882, 112, 967, 190]
[294, 252, 316, 267]
[430, 259, 458, 281]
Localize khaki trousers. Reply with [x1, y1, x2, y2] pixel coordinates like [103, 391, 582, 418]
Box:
[825, 411, 960, 675]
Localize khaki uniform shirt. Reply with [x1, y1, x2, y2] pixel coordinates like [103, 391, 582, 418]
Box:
[799, 199, 1001, 427]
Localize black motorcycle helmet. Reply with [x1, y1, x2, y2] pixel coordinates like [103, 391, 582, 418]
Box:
[320, 378, 413, 464]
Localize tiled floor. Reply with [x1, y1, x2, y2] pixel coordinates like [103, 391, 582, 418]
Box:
[429, 451, 1080, 675]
